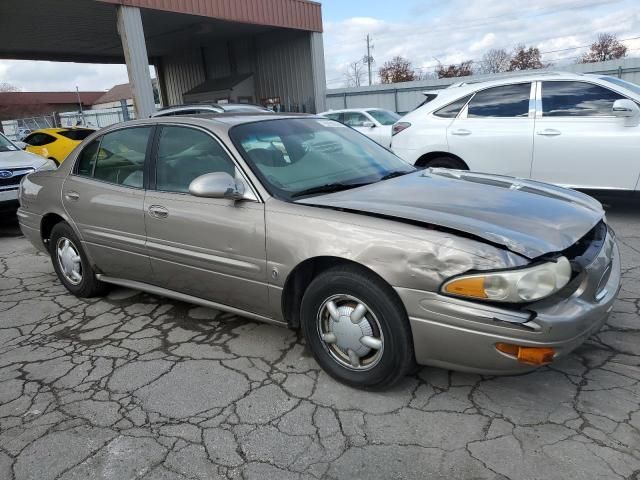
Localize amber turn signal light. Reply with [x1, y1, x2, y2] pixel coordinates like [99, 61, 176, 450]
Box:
[495, 343, 555, 365]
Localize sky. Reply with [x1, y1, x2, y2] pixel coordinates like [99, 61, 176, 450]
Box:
[0, 0, 639, 92]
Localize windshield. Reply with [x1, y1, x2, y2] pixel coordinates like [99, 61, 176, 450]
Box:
[230, 118, 415, 200]
[0, 133, 18, 153]
[367, 109, 401, 125]
[599, 76, 640, 96]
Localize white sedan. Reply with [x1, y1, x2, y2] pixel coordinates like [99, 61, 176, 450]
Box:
[391, 72, 640, 192]
[319, 108, 401, 147]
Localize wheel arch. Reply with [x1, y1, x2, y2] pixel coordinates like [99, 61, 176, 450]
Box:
[415, 151, 468, 169]
[281, 255, 405, 329]
[40, 212, 68, 248]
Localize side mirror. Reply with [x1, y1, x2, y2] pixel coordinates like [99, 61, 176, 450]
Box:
[189, 172, 247, 200]
[362, 121, 376, 128]
[14, 141, 27, 150]
[612, 99, 640, 126]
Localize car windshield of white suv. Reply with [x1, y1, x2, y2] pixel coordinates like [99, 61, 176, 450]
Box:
[599, 76, 640, 96]
[367, 109, 401, 125]
[230, 118, 415, 200]
[0, 134, 18, 153]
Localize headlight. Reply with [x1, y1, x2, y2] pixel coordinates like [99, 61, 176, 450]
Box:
[35, 159, 58, 172]
[441, 256, 572, 303]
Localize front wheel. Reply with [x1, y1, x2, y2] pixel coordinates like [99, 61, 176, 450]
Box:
[300, 265, 415, 390]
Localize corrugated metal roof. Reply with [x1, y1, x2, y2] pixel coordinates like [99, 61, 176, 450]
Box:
[0, 91, 105, 106]
[98, 0, 323, 32]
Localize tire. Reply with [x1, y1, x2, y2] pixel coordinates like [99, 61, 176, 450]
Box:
[49, 222, 108, 298]
[300, 265, 415, 390]
[423, 156, 467, 170]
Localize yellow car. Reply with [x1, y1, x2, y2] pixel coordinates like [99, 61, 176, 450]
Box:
[23, 128, 95, 164]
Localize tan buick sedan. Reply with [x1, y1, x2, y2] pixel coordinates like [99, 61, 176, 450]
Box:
[17, 114, 620, 389]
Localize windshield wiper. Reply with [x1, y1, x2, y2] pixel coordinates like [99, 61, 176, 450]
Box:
[378, 170, 412, 181]
[291, 182, 368, 198]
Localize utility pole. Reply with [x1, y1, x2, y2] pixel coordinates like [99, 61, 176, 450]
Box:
[75, 86, 85, 126]
[366, 34, 374, 86]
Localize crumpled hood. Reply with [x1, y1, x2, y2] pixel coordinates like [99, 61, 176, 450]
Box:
[297, 169, 604, 259]
[0, 149, 47, 169]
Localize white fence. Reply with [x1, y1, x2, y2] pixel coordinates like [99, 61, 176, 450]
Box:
[58, 106, 136, 129]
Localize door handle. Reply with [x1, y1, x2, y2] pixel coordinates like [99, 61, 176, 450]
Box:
[536, 129, 561, 137]
[148, 205, 169, 219]
[65, 191, 79, 201]
[451, 129, 471, 136]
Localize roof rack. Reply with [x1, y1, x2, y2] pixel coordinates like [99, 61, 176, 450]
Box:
[445, 71, 582, 87]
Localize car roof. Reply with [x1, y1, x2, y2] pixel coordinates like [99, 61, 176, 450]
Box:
[319, 108, 394, 115]
[96, 112, 315, 136]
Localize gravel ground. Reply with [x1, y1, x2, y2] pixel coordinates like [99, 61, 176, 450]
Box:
[0, 199, 639, 480]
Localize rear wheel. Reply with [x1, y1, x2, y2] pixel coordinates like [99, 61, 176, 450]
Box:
[423, 156, 467, 170]
[49, 222, 108, 297]
[300, 265, 415, 389]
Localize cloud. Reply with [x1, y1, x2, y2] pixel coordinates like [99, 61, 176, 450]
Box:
[470, 33, 497, 53]
[323, 0, 640, 86]
[0, 61, 154, 92]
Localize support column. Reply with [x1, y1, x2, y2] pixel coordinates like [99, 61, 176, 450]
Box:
[116, 5, 155, 118]
[309, 32, 327, 113]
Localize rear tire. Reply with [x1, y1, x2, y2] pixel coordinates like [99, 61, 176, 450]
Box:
[300, 265, 415, 390]
[423, 156, 467, 170]
[49, 222, 108, 298]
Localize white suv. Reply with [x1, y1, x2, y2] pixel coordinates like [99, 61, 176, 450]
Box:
[391, 72, 640, 191]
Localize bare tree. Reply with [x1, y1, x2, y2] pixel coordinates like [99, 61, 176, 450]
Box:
[478, 48, 512, 74]
[508, 44, 547, 71]
[437, 60, 473, 79]
[581, 33, 627, 63]
[0, 82, 19, 92]
[344, 61, 367, 87]
[379, 56, 417, 84]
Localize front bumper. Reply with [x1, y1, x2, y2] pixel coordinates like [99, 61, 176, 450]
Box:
[397, 230, 621, 374]
[0, 188, 19, 213]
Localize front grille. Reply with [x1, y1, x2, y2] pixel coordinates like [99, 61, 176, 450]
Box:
[0, 168, 34, 188]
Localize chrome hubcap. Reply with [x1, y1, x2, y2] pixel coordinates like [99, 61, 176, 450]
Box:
[56, 237, 82, 285]
[317, 294, 384, 371]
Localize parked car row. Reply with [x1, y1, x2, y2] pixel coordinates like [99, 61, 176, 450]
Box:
[8, 73, 631, 389]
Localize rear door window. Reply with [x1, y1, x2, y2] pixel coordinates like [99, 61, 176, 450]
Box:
[541, 81, 625, 117]
[92, 127, 152, 188]
[467, 83, 531, 118]
[75, 139, 101, 177]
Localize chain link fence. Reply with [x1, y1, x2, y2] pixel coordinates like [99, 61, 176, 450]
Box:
[1, 105, 137, 141]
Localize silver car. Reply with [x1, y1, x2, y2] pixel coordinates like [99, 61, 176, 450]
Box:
[17, 114, 621, 389]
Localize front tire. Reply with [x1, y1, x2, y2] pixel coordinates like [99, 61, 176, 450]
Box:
[49, 222, 108, 298]
[300, 265, 415, 390]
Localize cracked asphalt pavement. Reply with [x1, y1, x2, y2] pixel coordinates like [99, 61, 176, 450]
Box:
[0, 200, 639, 480]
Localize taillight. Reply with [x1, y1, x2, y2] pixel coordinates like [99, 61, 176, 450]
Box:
[392, 122, 411, 135]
